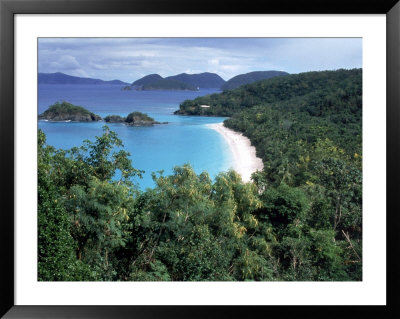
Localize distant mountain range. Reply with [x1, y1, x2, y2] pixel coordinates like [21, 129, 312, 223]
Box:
[220, 71, 289, 90]
[132, 71, 288, 91]
[38, 72, 129, 85]
[38, 70, 289, 91]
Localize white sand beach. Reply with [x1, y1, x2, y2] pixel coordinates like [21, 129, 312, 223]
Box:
[207, 123, 264, 183]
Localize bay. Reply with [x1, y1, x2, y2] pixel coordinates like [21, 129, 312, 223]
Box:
[38, 84, 233, 190]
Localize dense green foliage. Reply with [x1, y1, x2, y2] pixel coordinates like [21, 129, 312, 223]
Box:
[39, 101, 94, 117]
[220, 70, 289, 91]
[38, 68, 362, 282]
[104, 115, 125, 122]
[40, 103, 160, 126]
[104, 112, 163, 126]
[38, 101, 102, 121]
[175, 69, 361, 117]
[171, 68, 362, 280]
[39, 68, 363, 284]
[104, 112, 157, 125]
[125, 112, 155, 123]
[38, 127, 143, 280]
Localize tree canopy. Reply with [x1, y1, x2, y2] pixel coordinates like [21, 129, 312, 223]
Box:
[38, 67, 362, 282]
[39, 109, 362, 281]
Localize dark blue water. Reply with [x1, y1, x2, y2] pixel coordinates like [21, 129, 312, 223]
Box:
[38, 84, 233, 190]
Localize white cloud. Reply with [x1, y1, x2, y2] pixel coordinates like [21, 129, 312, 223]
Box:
[38, 38, 362, 82]
[208, 58, 219, 66]
[39, 54, 81, 74]
[59, 55, 80, 69]
[67, 69, 89, 78]
[219, 65, 239, 71]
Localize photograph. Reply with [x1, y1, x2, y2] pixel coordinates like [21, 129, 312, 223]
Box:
[2, 1, 398, 316]
[37, 37, 363, 282]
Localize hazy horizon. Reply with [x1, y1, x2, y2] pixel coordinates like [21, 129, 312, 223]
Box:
[38, 38, 362, 83]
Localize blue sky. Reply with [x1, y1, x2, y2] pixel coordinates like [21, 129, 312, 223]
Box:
[38, 38, 362, 82]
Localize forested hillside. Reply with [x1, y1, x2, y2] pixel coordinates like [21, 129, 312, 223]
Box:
[220, 70, 288, 90]
[39, 69, 362, 281]
[175, 69, 361, 117]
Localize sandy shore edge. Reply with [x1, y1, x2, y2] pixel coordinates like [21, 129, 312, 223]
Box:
[206, 123, 264, 183]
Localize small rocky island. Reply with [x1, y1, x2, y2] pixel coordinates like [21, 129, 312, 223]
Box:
[104, 112, 167, 126]
[38, 101, 102, 121]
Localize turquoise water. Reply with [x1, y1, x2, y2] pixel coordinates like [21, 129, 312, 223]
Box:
[38, 84, 233, 190]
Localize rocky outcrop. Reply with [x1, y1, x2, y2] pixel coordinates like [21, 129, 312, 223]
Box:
[104, 115, 125, 123]
[104, 112, 168, 126]
[38, 101, 102, 122]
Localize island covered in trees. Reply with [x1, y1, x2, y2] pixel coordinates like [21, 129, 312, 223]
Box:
[39, 68, 362, 282]
[39, 101, 165, 126]
[105, 112, 167, 126]
[38, 101, 102, 122]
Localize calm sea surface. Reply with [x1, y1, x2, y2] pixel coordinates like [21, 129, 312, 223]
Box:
[38, 84, 233, 190]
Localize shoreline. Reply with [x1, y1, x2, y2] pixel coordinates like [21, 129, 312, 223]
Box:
[206, 123, 264, 183]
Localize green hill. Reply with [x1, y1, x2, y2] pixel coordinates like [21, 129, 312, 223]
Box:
[104, 112, 167, 126]
[38, 101, 102, 121]
[165, 72, 225, 88]
[176, 69, 361, 117]
[175, 68, 362, 178]
[221, 70, 289, 90]
[132, 74, 163, 86]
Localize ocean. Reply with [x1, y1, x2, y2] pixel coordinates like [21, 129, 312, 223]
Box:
[38, 84, 233, 190]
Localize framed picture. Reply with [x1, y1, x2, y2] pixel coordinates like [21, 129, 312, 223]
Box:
[1, 0, 399, 317]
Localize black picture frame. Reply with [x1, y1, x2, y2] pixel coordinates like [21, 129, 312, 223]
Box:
[1, 0, 399, 318]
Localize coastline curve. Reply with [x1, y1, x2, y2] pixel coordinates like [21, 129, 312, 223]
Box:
[206, 122, 264, 182]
